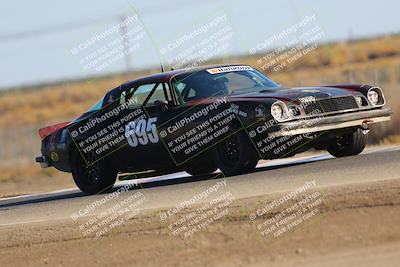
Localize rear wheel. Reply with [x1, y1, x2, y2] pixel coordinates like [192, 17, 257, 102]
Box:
[214, 131, 259, 176]
[70, 149, 117, 195]
[327, 128, 368, 158]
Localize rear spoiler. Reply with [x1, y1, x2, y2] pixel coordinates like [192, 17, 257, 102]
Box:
[38, 121, 70, 140]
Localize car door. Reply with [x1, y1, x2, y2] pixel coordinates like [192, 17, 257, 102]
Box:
[112, 81, 177, 171]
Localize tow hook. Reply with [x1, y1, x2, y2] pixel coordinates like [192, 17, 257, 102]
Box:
[362, 121, 370, 135]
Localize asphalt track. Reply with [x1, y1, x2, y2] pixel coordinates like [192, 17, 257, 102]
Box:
[0, 145, 399, 227]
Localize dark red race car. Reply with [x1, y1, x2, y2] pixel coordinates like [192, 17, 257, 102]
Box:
[36, 65, 392, 194]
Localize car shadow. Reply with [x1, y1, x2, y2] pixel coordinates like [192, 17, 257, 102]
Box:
[0, 156, 331, 209]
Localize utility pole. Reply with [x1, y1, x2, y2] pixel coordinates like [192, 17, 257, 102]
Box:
[120, 15, 130, 74]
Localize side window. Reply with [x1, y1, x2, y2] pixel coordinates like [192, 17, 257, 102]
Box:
[119, 90, 126, 105]
[175, 82, 186, 94]
[174, 81, 196, 102]
[187, 88, 196, 98]
[164, 83, 172, 103]
[118, 87, 137, 107]
[146, 83, 169, 106]
[132, 84, 156, 106]
[120, 82, 170, 108]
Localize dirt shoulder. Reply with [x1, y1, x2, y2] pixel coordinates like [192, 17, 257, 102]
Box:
[0, 171, 73, 198]
[0, 178, 399, 267]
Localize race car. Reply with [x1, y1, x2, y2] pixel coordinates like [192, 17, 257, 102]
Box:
[36, 64, 392, 194]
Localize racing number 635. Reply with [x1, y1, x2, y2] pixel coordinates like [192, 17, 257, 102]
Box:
[125, 117, 159, 147]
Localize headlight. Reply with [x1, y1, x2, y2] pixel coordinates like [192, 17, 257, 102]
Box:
[271, 102, 289, 122]
[271, 104, 283, 118]
[367, 90, 379, 105]
[366, 87, 385, 106]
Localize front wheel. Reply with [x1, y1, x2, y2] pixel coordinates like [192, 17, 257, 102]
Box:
[185, 152, 218, 176]
[70, 150, 117, 195]
[214, 131, 259, 176]
[327, 128, 368, 158]
[185, 164, 218, 176]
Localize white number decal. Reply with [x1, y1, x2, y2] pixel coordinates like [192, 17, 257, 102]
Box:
[125, 122, 138, 147]
[136, 119, 148, 145]
[125, 117, 159, 148]
[147, 117, 159, 143]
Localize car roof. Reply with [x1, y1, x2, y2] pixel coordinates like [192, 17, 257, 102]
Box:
[122, 64, 246, 87]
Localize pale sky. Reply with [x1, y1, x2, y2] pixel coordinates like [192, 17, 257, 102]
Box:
[0, 0, 399, 89]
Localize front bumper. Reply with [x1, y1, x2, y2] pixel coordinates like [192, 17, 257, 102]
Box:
[269, 107, 392, 138]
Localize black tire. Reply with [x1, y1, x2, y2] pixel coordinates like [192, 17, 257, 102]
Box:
[327, 128, 368, 158]
[185, 156, 218, 176]
[70, 149, 117, 195]
[214, 130, 259, 176]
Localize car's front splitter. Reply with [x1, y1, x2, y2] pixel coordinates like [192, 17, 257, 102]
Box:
[269, 108, 392, 138]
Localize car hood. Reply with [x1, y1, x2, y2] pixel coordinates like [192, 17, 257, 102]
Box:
[228, 86, 358, 103]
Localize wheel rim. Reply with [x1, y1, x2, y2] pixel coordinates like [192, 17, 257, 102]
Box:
[75, 153, 99, 186]
[217, 134, 241, 167]
[334, 135, 350, 151]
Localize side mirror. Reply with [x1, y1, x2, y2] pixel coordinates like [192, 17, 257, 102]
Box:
[154, 100, 169, 110]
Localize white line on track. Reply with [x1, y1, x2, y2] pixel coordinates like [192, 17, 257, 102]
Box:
[0, 145, 399, 204]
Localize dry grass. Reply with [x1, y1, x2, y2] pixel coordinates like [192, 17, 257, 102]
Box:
[0, 162, 63, 183]
[380, 135, 400, 145]
[0, 70, 154, 128]
[0, 162, 73, 197]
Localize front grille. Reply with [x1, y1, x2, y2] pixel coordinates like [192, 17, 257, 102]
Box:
[304, 96, 358, 115]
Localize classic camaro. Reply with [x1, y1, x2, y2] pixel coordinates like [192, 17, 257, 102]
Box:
[36, 65, 392, 194]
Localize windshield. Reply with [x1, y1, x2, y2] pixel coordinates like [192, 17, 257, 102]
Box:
[172, 66, 279, 103]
